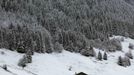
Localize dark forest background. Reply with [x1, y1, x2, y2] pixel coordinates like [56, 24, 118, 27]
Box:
[0, 0, 134, 54]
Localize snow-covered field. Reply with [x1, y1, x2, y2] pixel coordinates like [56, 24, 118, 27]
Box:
[0, 36, 134, 75]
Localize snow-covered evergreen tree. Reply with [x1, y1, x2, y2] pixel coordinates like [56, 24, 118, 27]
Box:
[18, 55, 27, 68]
[97, 51, 102, 61]
[129, 43, 134, 49]
[118, 56, 123, 66]
[53, 42, 64, 53]
[103, 52, 108, 60]
[80, 46, 96, 57]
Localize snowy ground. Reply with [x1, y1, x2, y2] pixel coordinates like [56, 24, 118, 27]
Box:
[0, 36, 134, 75]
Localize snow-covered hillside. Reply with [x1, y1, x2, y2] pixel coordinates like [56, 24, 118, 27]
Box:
[0, 36, 134, 75]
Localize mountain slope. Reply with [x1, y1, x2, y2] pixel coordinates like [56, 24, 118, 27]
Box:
[0, 0, 134, 53]
[0, 36, 134, 75]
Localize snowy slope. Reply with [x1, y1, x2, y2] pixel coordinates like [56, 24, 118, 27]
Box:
[0, 36, 134, 75]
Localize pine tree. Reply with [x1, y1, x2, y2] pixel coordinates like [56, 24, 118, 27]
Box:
[25, 50, 33, 63]
[110, 38, 122, 51]
[26, 54, 32, 63]
[128, 57, 131, 66]
[118, 56, 131, 67]
[129, 43, 134, 49]
[126, 57, 131, 66]
[118, 56, 123, 66]
[18, 55, 28, 68]
[97, 51, 102, 61]
[103, 52, 108, 60]
[80, 46, 96, 57]
[123, 56, 131, 67]
[53, 42, 64, 53]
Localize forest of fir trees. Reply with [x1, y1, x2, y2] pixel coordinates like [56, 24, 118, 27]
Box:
[0, 0, 134, 67]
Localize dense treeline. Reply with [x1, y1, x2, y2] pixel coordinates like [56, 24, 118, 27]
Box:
[0, 24, 54, 53]
[0, 0, 134, 54]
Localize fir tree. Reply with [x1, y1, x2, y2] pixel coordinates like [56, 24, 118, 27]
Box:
[129, 43, 134, 49]
[103, 52, 108, 60]
[123, 56, 131, 67]
[80, 46, 96, 57]
[118, 56, 123, 66]
[18, 55, 29, 68]
[97, 51, 102, 61]
[53, 42, 64, 53]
